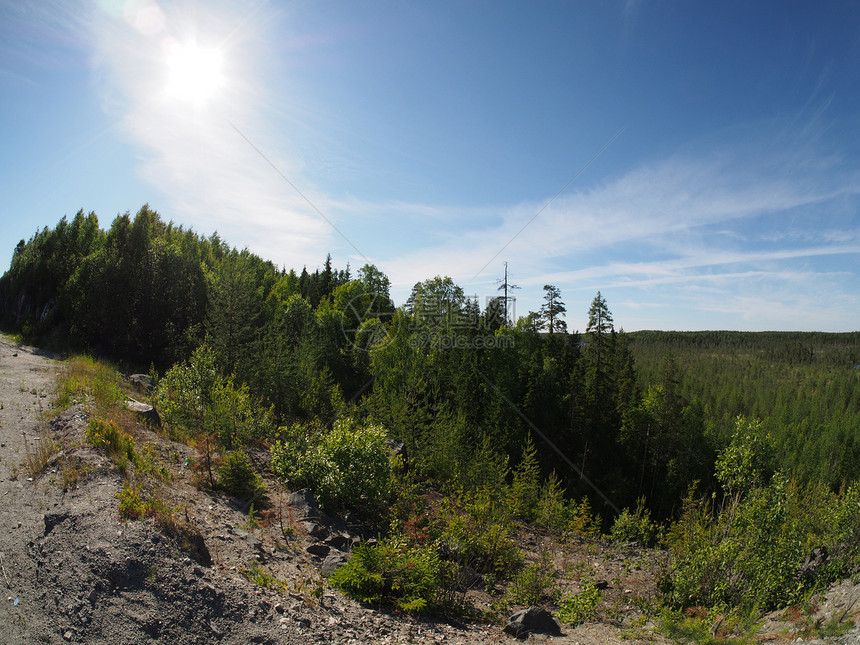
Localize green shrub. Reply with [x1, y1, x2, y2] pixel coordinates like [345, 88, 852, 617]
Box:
[534, 471, 602, 537]
[116, 479, 172, 521]
[271, 417, 393, 513]
[557, 579, 601, 626]
[506, 553, 557, 606]
[508, 435, 541, 522]
[117, 480, 149, 520]
[329, 536, 446, 613]
[436, 486, 521, 577]
[610, 497, 659, 545]
[56, 355, 125, 414]
[217, 449, 266, 501]
[85, 417, 136, 465]
[155, 345, 274, 448]
[660, 472, 851, 613]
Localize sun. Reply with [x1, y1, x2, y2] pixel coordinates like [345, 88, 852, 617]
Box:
[165, 41, 224, 106]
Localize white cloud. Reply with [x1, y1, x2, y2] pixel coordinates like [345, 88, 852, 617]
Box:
[88, 0, 335, 270]
[369, 142, 860, 330]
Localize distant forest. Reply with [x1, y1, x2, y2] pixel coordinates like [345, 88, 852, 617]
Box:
[2, 205, 859, 520]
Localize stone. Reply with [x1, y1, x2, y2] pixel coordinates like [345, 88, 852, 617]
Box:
[456, 565, 484, 590]
[326, 534, 352, 552]
[126, 399, 160, 426]
[320, 553, 348, 577]
[797, 546, 829, 582]
[303, 521, 329, 540]
[127, 374, 154, 392]
[289, 489, 322, 517]
[503, 606, 561, 639]
[306, 543, 330, 558]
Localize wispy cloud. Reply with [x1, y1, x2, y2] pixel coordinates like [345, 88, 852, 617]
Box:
[87, 0, 337, 269]
[367, 137, 859, 330]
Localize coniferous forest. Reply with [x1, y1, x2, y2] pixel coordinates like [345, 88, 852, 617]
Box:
[3, 205, 860, 620]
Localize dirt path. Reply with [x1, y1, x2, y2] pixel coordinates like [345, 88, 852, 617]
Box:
[0, 334, 60, 639]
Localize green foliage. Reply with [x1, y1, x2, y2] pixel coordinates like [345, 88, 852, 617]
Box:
[714, 416, 775, 496]
[270, 417, 393, 513]
[116, 479, 172, 521]
[661, 471, 860, 613]
[217, 449, 265, 501]
[436, 486, 521, 577]
[629, 330, 860, 488]
[85, 417, 137, 466]
[328, 536, 447, 613]
[240, 560, 290, 594]
[506, 553, 557, 606]
[56, 355, 126, 415]
[155, 345, 275, 448]
[610, 497, 659, 546]
[117, 480, 149, 520]
[557, 579, 602, 626]
[508, 434, 542, 522]
[656, 606, 761, 645]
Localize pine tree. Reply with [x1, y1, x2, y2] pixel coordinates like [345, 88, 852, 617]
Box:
[539, 284, 567, 334]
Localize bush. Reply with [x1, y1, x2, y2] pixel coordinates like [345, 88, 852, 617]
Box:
[660, 473, 852, 613]
[508, 435, 541, 522]
[610, 497, 659, 546]
[271, 417, 393, 513]
[85, 417, 136, 466]
[506, 553, 557, 606]
[217, 449, 266, 501]
[436, 486, 521, 577]
[328, 536, 446, 613]
[557, 579, 602, 626]
[155, 345, 274, 448]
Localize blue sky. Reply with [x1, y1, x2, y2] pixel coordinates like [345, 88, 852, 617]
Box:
[2, 1, 859, 331]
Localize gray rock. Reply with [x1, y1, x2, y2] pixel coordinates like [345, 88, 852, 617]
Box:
[457, 565, 484, 590]
[504, 606, 561, 639]
[289, 489, 321, 516]
[303, 521, 329, 540]
[798, 546, 829, 582]
[326, 534, 352, 552]
[320, 553, 348, 577]
[126, 399, 160, 426]
[306, 543, 330, 558]
[127, 374, 155, 392]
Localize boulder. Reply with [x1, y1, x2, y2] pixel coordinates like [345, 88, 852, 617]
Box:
[457, 565, 484, 591]
[306, 543, 331, 558]
[303, 521, 329, 540]
[320, 553, 349, 577]
[386, 439, 407, 462]
[503, 606, 561, 640]
[289, 488, 323, 520]
[797, 546, 829, 582]
[126, 399, 160, 426]
[128, 374, 155, 392]
[326, 534, 353, 552]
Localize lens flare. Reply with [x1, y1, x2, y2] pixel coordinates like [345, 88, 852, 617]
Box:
[165, 41, 224, 106]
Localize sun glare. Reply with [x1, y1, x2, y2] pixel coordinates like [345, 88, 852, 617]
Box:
[165, 41, 224, 106]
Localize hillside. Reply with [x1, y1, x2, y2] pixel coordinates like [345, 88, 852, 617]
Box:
[2, 342, 860, 643]
[3, 210, 860, 643]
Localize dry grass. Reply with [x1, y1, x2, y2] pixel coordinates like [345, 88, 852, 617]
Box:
[22, 429, 58, 478]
